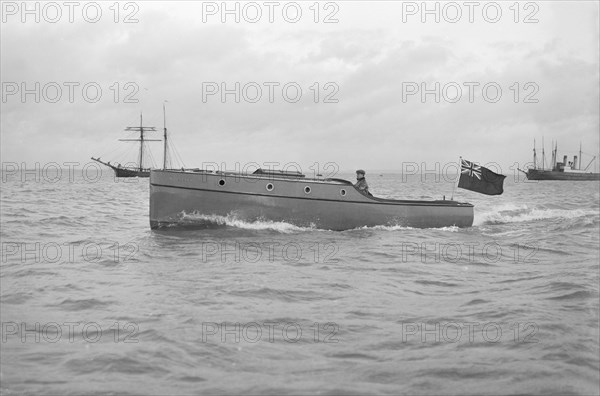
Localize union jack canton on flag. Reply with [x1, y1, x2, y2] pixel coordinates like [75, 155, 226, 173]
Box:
[458, 159, 506, 195]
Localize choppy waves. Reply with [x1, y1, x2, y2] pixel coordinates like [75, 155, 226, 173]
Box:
[475, 202, 599, 227]
[175, 212, 465, 234]
[1, 173, 599, 395]
[177, 211, 319, 233]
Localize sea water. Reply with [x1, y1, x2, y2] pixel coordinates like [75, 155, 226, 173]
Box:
[1, 169, 599, 395]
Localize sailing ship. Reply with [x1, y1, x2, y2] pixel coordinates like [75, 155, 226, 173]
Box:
[91, 114, 162, 177]
[149, 169, 474, 230]
[521, 140, 600, 181]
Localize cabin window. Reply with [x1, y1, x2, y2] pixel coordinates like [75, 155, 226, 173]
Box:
[340, 189, 346, 196]
[218, 179, 226, 186]
[304, 186, 311, 194]
[266, 183, 274, 191]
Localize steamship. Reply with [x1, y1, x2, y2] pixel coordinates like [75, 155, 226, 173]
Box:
[522, 141, 600, 181]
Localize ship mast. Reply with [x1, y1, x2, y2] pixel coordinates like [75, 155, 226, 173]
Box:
[163, 103, 168, 170]
[542, 137, 545, 170]
[533, 139, 537, 169]
[139, 114, 144, 172]
[120, 113, 159, 170]
[579, 142, 582, 170]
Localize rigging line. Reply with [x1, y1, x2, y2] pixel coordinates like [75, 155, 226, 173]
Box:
[97, 134, 130, 160]
[145, 144, 157, 168]
[141, 142, 150, 168]
[118, 145, 140, 168]
[148, 140, 161, 168]
[113, 138, 138, 158]
[171, 136, 186, 167]
[171, 140, 186, 168]
[104, 142, 133, 166]
[164, 134, 185, 168]
[554, 149, 597, 156]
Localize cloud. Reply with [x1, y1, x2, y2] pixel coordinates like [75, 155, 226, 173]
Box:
[1, 1, 598, 173]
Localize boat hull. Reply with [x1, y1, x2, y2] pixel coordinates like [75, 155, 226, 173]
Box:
[526, 169, 600, 181]
[149, 170, 474, 230]
[91, 157, 150, 177]
[113, 167, 150, 178]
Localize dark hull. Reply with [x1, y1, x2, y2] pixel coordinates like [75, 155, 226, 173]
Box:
[149, 170, 474, 231]
[113, 167, 150, 178]
[91, 157, 150, 178]
[526, 169, 600, 181]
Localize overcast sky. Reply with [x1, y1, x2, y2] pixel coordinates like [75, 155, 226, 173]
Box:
[2, 1, 599, 174]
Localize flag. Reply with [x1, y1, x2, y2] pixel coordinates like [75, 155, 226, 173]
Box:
[458, 159, 506, 195]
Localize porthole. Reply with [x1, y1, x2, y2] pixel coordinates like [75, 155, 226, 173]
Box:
[340, 189, 346, 196]
[266, 183, 274, 191]
[218, 179, 226, 186]
[304, 186, 311, 194]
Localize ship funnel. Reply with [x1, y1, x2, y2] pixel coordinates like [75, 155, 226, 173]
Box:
[563, 155, 568, 165]
[573, 156, 578, 169]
